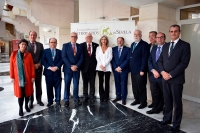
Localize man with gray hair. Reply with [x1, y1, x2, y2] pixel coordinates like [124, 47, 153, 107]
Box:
[81, 33, 99, 102]
[62, 32, 83, 107]
[129, 29, 149, 109]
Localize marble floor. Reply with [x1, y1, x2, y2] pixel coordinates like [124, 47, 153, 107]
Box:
[0, 61, 200, 133]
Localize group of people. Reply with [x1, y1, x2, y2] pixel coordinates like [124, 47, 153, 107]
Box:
[10, 24, 190, 132]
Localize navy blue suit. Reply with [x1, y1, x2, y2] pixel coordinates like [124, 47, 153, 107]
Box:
[148, 45, 164, 112]
[62, 42, 83, 101]
[111, 46, 130, 100]
[41, 48, 63, 104]
[129, 39, 149, 105]
[158, 39, 191, 129]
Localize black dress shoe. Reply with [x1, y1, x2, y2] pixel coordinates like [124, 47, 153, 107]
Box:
[19, 108, 23, 116]
[104, 99, 108, 102]
[83, 97, 88, 102]
[160, 120, 172, 125]
[37, 101, 44, 106]
[146, 110, 158, 114]
[130, 101, 140, 106]
[64, 101, 69, 107]
[148, 104, 153, 108]
[170, 126, 180, 133]
[56, 102, 61, 106]
[25, 106, 31, 112]
[112, 98, 121, 103]
[74, 100, 82, 105]
[29, 103, 33, 109]
[122, 100, 126, 105]
[138, 104, 147, 109]
[47, 103, 53, 107]
[90, 95, 96, 99]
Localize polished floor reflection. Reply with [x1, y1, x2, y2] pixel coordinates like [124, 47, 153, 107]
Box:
[0, 99, 185, 133]
[0, 62, 200, 133]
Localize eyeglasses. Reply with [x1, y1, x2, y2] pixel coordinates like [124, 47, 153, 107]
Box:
[156, 36, 164, 39]
[71, 36, 77, 38]
[50, 42, 57, 43]
[148, 36, 156, 39]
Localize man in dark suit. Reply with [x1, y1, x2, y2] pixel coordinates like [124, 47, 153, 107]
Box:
[81, 33, 99, 102]
[148, 31, 157, 108]
[158, 24, 191, 132]
[129, 30, 149, 109]
[147, 32, 165, 114]
[41, 38, 63, 107]
[62, 32, 83, 107]
[111, 37, 130, 105]
[26, 31, 44, 108]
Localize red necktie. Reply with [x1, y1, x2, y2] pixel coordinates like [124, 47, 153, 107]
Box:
[73, 44, 76, 56]
[88, 44, 91, 56]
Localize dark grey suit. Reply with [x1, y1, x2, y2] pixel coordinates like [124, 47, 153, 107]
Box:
[158, 39, 191, 129]
[26, 41, 44, 104]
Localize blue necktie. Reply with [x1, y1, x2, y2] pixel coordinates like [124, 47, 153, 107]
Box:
[169, 42, 174, 56]
[52, 49, 55, 59]
[118, 48, 121, 58]
[132, 42, 137, 52]
[156, 46, 161, 61]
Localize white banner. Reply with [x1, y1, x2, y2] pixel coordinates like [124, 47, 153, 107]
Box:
[70, 21, 136, 99]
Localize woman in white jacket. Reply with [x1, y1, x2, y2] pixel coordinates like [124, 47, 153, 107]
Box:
[96, 35, 112, 102]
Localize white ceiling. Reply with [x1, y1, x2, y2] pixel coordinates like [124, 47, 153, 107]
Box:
[115, 0, 185, 8]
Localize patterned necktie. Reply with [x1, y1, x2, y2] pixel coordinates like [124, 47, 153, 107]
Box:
[118, 48, 121, 58]
[31, 43, 35, 50]
[132, 42, 137, 52]
[169, 42, 174, 56]
[156, 46, 161, 61]
[88, 44, 91, 56]
[73, 44, 76, 56]
[52, 49, 55, 60]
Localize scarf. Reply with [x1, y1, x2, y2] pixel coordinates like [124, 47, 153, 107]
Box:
[16, 50, 25, 87]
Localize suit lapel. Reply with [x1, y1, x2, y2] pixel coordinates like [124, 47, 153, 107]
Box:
[170, 40, 181, 57]
[48, 48, 54, 62]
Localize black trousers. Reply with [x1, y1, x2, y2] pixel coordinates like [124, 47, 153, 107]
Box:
[131, 73, 147, 105]
[18, 87, 29, 109]
[98, 71, 111, 101]
[162, 82, 183, 129]
[150, 80, 164, 111]
[30, 66, 43, 104]
[82, 70, 96, 97]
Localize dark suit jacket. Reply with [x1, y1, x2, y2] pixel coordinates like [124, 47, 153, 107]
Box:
[41, 48, 63, 77]
[111, 46, 130, 74]
[129, 39, 149, 74]
[158, 39, 191, 84]
[27, 41, 44, 64]
[62, 42, 83, 73]
[81, 42, 99, 73]
[148, 45, 162, 82]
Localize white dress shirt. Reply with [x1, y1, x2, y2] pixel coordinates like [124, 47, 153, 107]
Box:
[168, 38, 179, 55]
[96, 46, 112, 72]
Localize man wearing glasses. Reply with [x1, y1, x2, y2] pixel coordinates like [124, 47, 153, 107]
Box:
[62, 32, 83, 106]
[147, 32, 165, 114]
[41, 38, 63, 107]
[81, 33, 99, 102]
